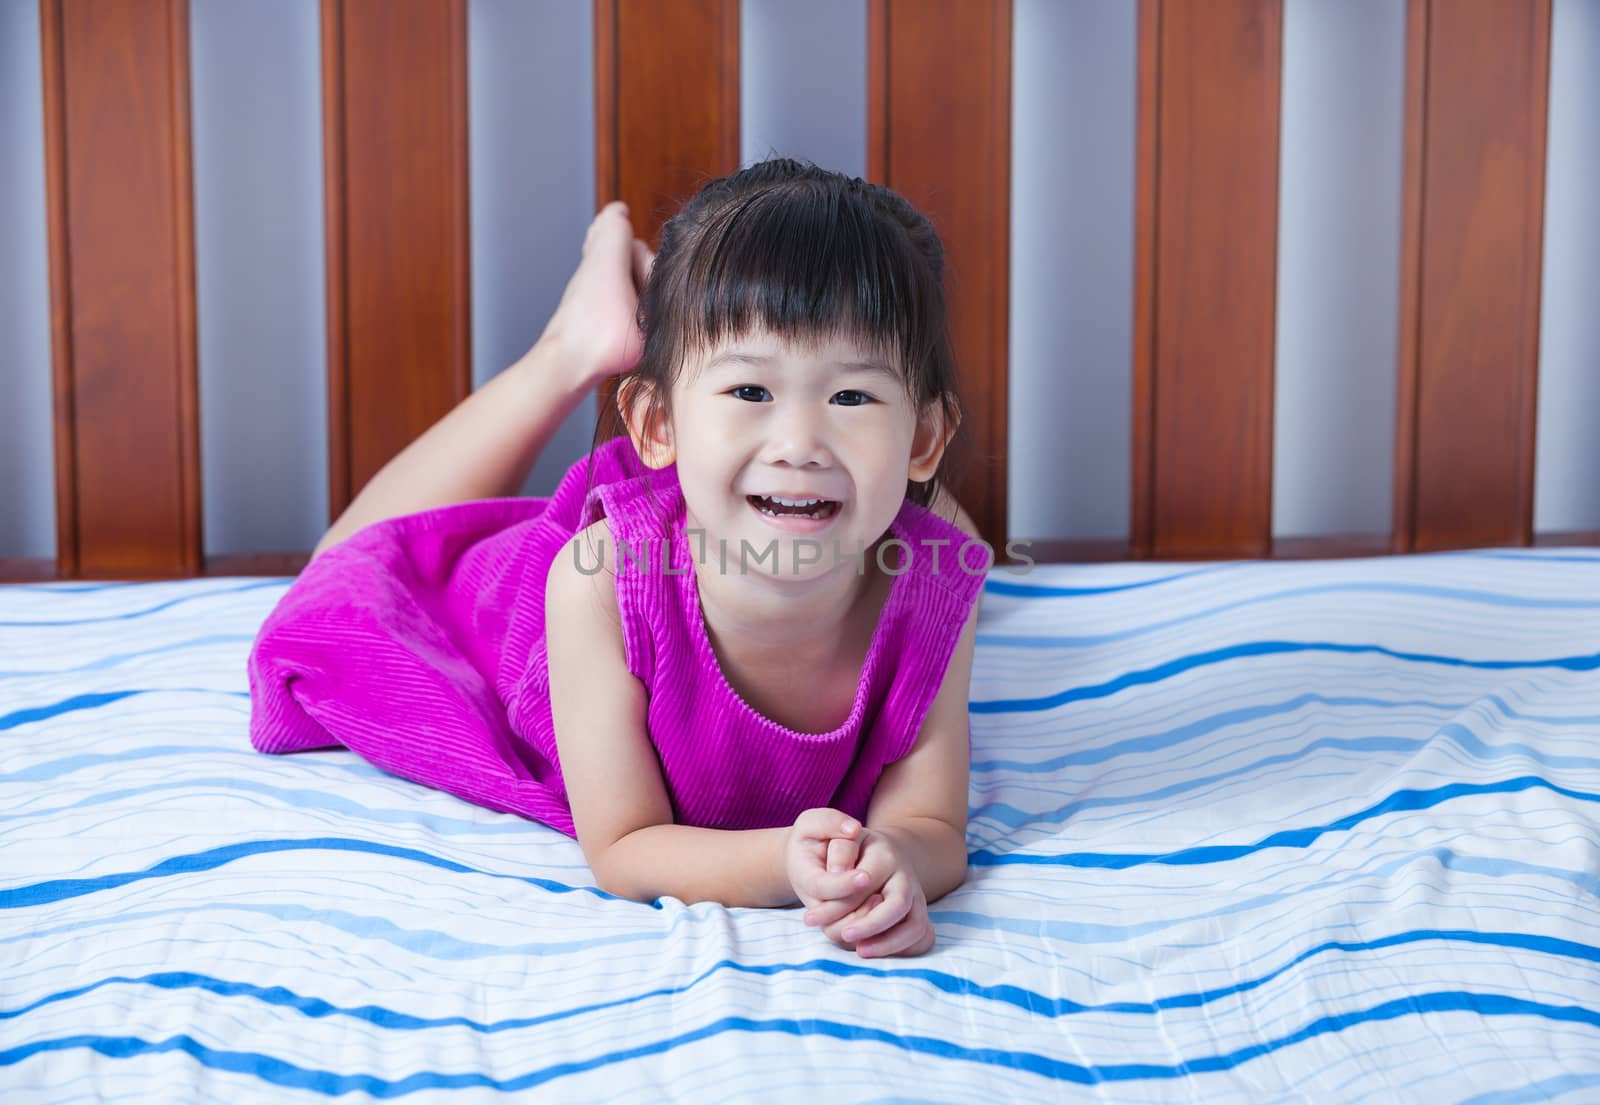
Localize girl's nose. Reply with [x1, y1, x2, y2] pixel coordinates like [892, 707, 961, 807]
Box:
[763, 405, 832, 469]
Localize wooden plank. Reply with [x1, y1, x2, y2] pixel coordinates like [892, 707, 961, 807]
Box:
[1395, 0, 1551, 552]
[321, 0, 350, 525]
[1130, 0, 1161, 559]
[41, 0, 201, 579]
[205, 553, 312, 577]
[593, 0, 739, 427]
[1271, 534, 1394, 560]
[322, 0, 471, 517]
[867, 0, 1012, 556]
[596, 0, 739, 241]
[0, 560, 58, 583]
[1390, 0, 1428, 554]
[594, 0, 617, 214]
[1134, 0, 1282, 559]
[39, 0, 73, 581]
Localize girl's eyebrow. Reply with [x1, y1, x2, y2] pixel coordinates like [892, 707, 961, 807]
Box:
[705, 351, 896, 378]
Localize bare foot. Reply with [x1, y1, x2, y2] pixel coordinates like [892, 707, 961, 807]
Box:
[539, 202, 656, 389]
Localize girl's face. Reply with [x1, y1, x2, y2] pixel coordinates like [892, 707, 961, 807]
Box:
[642, 327, 942, 582]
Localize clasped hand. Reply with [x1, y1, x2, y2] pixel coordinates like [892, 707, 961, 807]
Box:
[785, 808, 935, 959]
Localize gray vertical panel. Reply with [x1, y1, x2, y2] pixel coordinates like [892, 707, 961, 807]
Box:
[470, 0, 597, 498]
[1008, 0, 1136, 540]
[1273, 0, 1405, 539]
[0, 0, 56, 558]
[1534, 0, 1600, 535]
[741, 0, 866, 177]
[192, 0, 328, 555]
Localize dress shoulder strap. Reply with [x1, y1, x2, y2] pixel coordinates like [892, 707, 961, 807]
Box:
[573, 454, 683, 688]
[889, 497, 990, 614]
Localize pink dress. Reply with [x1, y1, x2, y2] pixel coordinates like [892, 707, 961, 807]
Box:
[248, 436, 987, 837]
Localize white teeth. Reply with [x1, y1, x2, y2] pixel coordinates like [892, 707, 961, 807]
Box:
[749, 494, 837, 521]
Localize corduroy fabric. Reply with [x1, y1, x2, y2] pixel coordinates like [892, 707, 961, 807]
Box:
[248, 435, 985, 837]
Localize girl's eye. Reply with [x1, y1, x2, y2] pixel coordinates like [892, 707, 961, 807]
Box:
[831, 390, 873, 407]
[729, 385, 770, 402]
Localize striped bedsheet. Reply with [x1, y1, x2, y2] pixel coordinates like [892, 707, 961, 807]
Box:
[2, 549, 1598, 1103]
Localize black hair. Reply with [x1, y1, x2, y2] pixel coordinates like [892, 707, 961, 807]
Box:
[586, 156, 970, 524]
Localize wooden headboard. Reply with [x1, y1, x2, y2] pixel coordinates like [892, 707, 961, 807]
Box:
[8, 0, 1589, 583]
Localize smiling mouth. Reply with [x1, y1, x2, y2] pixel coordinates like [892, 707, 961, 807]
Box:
[746, 494, 842, 521]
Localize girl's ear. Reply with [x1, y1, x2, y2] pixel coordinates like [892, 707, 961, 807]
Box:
[908, 397, 959, 483]
[618, 377, 675, 468]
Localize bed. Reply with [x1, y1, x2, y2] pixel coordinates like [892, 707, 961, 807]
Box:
[5, 549, 1598, 1102]
[8, 0, 1598, 1100]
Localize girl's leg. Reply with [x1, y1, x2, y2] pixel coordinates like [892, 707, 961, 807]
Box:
[312, 337, 593, 559]
[312, 204, 650, 559]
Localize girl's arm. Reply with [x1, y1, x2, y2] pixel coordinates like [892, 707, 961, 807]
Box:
[312, 338, 595, 560]
[544, 518, 799, 908]
[861, 595, 980, 905]
[854, 500, 983, 904]
[599, 825, 796, 908]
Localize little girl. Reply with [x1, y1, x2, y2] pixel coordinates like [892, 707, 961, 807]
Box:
[248, 159, 986, 961]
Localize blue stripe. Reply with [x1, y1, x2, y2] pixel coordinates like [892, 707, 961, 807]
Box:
[3, 995, 1595, 1094]
[3, 578, 290, 593]
[0, 579, 285, 625]
[1437, 850, 1600, 898]
[0, 968, 697, 1030]
[0, 634, 255, 678]
[972, 691, 1600, 775]
[0, 745, 380, 784]
[7, 930, 1594, 1031]
[0, 581, 132, 592]
[970, 723, 1600, 834]
[970, 734, 1421, 830]
[0, 689, 249, 731]
[976, 581, 1600, 653]
[1467, 550, 1600, 564]
[980, 548, 1600, 600]
[0, 778, 544, 834]
[969, 777, 1600, 868]
[973, 692, 1441, 773]
[1457, 1072, 1600, 1105]
[0, 901, 665, 959]
[982, 564, 1234, 598]
[971, 640, 1600, 714]
[0, 692, 140, 731]
[936, 847, 1600, 943]
[0, 838, 632, 909]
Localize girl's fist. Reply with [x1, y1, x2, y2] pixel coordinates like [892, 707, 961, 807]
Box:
[803, 825, 936, 959]
[785, 807, 873, 913]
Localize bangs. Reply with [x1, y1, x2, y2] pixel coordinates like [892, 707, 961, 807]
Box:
[668, 184, 932, 390]
[595, 157, 966, 514]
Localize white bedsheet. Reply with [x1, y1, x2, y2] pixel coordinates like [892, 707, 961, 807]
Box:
[3, 549, 1598, 1102]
